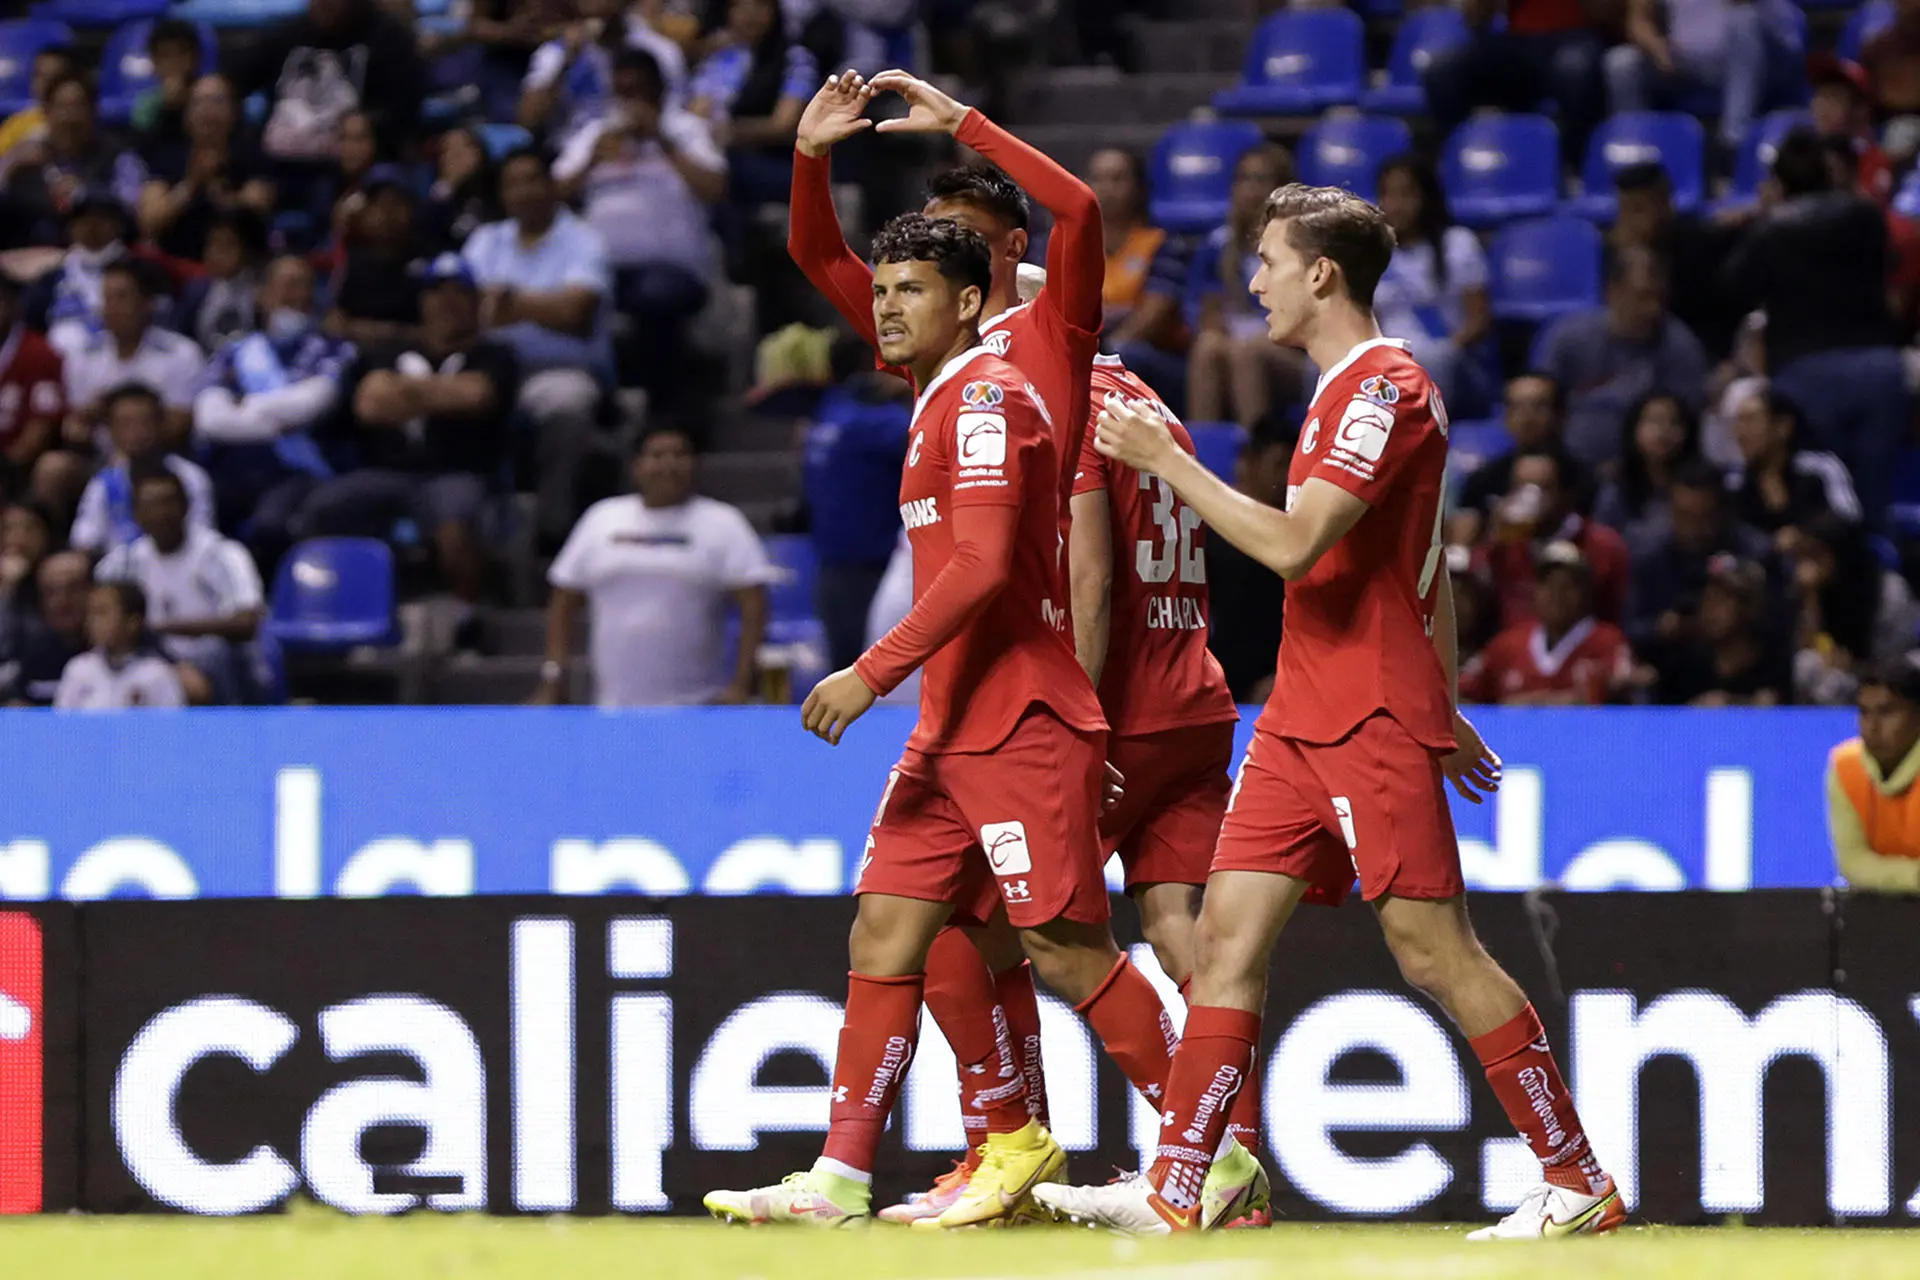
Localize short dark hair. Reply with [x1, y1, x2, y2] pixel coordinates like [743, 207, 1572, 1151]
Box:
[926, 164, 1031, 233]
[613, 47, 664, 89]
[101, 382, 163, 420]
[148, 18, 203, 56]
[1672, 456, 1728, 496]
[102, 258, 164, 300]
[1506, 372, 1567, 417]
[43, 72, 92, 109]
[1260, 184, 1397, 307]
[498, 146, 554, 180]
[206, 207, 270, 261]
[36, 44, 76, 70]
[1511, 443, 1579, 490]
[1606, 244, 1667, 288]
[871, 212, 993, 300]
[1771, 126, 1831, 197]
[1863, 652, 1920, 705]
[96, 578, 148, 621]
[1613, 162, 1672, 196]
[636, 420, 699, 453]
[129, 460, 186, 502]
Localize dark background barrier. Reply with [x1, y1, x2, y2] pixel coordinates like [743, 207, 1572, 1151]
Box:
[31, 892, 1911, 1226]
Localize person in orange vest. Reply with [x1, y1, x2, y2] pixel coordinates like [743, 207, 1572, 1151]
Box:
[1827, 652, 1920, 892]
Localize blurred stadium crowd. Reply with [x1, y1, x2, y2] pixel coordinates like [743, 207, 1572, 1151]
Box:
[0, 0, 1917, 710]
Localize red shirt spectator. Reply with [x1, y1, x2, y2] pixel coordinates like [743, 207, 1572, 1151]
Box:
[1809, 57, 1891, 204]
[1463, 542, 1634, 705]
[0, 282, 66, 478]
[1861, 4, 1920, 119]
[1508, 0, 1589, 36]
[1476, 445, 1631, 627]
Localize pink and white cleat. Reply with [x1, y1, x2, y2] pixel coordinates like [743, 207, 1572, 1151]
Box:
[877, 1152, 977, 1225]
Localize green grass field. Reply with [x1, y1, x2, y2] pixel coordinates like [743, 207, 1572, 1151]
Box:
[2, 1214, 1913, 1280]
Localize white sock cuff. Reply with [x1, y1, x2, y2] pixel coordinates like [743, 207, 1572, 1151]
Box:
[1214, 1130, 1239, 1162]
[812, 1156, 873, 1185]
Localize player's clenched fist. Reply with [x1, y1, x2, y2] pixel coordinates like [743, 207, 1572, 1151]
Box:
[802, 666, 878, 744]
[1094, 392, 1177, 475]
[797, 70, 875, 158]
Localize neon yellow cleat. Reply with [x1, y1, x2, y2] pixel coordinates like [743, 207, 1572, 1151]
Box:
[703, 1169, 869, 1227]
[916, 1120, 1066, 1229]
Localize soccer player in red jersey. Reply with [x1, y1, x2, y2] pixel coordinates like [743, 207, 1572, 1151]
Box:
[788, 70, 1126, 1224]
[703, 215, 1184, 1229]
[1033, 185, 1625, 1239]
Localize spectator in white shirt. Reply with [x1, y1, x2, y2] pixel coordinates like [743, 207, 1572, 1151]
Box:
[55, 580, 186, 710]
[69, 383, 216, 555]
[1373, 154, 1493, 412]
[537, 423, 775, 707]
[555, 48, 724, 405]
[97, 465, 265, 704]
[464, 149, 614, 548]
[518, 0, 689, 152]
[63, 259, 204, 448]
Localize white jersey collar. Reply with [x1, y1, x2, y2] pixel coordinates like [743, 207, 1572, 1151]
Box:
[911, 344, 996, 426]
[1312, 336, 1412, 402]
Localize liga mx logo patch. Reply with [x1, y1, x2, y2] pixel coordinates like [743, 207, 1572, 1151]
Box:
[1359, 374, 1400, 406]
[960, 380, 1004, 408]
[0, 912, 43, 1213]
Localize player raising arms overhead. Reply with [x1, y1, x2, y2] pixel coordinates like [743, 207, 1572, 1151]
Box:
[788, 69, 1126, 1226]
[1032, 186, 1624, 1238]
[703, 215, 1209, 1229]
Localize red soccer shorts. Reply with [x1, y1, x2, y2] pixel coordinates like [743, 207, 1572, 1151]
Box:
[1102, 722, 1235, 891]
[1210, 713, 1465, 906]
[856, 709, 1112, 928]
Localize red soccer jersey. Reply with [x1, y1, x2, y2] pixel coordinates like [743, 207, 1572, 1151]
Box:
[1074, 354, 1236, 735]
[0, 327, 64, 449]
[1258, 338, 1456, 750]
[1460, 619, 1632, 705]
[884, 347, 1105, 754]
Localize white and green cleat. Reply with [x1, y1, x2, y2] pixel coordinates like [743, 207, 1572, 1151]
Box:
[703, 1169, 870, 1227]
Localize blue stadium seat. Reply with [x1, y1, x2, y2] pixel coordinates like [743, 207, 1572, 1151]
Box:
[0, 20, 74, 116]
[1441, 114, 1560, 227]
[1361, 7, 1470, 115]
[1488, 216, 1603, 323]
[1213, 9, 1365, 117]
[1564, 112, 1706, 221]
[1186, 422, 1247, 481]
[1713, 109, 1809, 214]
[476, 121, 534, 160]
[98, 18, 217, 125]
[1887, 449, 1920, 539]
[764, 534, 818, 624]
[1840, 0, 1893, 61]
[266, 538, 400, 649]
[1148, 120, 1267, 233]
[30, 0, 166, 24]
[1296, 114, 1412, 195]
[165, 0, 304, 30]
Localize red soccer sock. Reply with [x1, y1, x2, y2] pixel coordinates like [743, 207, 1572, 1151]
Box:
[1147, 1005, 1259, 1211]
[993, 959, 1050, 1128]
[1470, 1003, 1606, 1195]
[821, 971, 925, 1177]
[922, 927, 1029, 1140]
[1075, 955, 1177, 1104]
[1177, 978, 1257, 1153]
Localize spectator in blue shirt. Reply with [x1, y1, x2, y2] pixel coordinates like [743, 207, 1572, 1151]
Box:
[193, 254, 356, 565]
[688, 0, 819, 203]
[24, 192, 136, 362]
[1184, 145, 1305, 430]
[463, 148, 615, 548]
[518, 0, 690, 152]
[803, 339, 911, 669]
